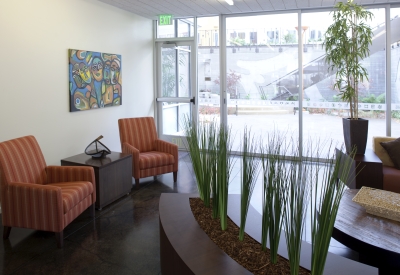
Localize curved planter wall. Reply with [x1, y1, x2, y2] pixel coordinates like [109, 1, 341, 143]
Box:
[159, 193, 378, 275]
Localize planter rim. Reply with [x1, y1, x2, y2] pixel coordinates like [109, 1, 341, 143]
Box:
[159, 193, 378, 275]
[342, 117, 368, 121]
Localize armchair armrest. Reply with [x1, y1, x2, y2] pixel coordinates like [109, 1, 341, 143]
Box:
[122, 142, 140, 155]
[155, 139, 178, 155]
[46, 166, 95, 186]
[155, 139, 178, 171]
[122, 142, 140, 178]
[1, 182, 64, 231]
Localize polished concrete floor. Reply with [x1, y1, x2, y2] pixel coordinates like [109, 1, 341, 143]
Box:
[0, 152, 357, 275]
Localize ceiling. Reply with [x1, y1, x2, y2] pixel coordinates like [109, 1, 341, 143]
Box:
[98, 0, 397, 20]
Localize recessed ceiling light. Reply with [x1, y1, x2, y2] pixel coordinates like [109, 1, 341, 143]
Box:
[225, 0, 234, 5]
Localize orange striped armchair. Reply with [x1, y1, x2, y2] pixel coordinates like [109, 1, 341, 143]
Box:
[118, 117, 178, 188]
[0, 136, 96, 248]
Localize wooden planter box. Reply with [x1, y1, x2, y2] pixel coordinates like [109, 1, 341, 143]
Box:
[159, 193, 378, 275]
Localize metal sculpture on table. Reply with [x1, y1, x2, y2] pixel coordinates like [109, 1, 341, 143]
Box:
[85, 135, 111, 158]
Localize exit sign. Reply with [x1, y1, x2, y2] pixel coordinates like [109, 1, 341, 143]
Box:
[159, 14, 173, 25]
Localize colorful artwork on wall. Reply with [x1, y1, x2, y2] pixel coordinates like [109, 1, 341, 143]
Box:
[69, 49, 122, 112]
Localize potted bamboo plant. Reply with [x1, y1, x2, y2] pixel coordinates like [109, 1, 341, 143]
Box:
[324, 0, 373, 155]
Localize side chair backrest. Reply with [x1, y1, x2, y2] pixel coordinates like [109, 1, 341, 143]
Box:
[0, 135, 47, 186]
[118, 117, 158, 152]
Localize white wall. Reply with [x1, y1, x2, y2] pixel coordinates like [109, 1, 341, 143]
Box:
[0, 0, 154, 165]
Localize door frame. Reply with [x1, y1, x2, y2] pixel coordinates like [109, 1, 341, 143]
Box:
[155, 39, 198, 148]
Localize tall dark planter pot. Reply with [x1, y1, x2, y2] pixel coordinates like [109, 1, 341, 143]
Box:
[342, 118, 369, 155]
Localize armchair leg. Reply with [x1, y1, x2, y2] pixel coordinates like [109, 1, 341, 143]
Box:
[3, 226, 11, 240]
[55, 231, 63, 248]
[173, 171, 177, 183]
[135, 178, 140, 189]
[89, 203, 95, 218]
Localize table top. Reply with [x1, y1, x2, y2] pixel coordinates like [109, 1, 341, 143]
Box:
[353, 148, 382, 164]
[61, 152, 131, 168]
[334, 189, 400, 257]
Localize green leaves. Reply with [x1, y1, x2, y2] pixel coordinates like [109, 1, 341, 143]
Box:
[183, 117, 217, 207]
[185, 121, 356, 273]
[309, 146, 356, 275]
[324, 0, 373, 119]
[283, 145, 310, 275]
[260, 131, 288, 264]
[217, 125, 233, 230]
[184, 117, 233, 230]
[239, 127, 261, 241]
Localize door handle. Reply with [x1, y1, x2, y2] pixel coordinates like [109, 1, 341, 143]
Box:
[190, 96, 195, 105]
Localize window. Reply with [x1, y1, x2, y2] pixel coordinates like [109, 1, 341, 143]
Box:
[250, 32, 257, 44]
[157, 18, 194, 38]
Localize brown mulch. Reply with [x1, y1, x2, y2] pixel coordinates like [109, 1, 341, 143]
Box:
[190, 198, 311, 275]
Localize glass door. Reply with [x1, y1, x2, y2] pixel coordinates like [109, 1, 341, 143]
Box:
[156, 41, 197, 148]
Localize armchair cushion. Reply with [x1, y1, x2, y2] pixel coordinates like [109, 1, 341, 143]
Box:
[139, 151, 175, 169]
[380, 137, 400, 169]
[372, 136, 396, 167]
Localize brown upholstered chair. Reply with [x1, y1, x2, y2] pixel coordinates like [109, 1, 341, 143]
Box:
[0, 136, 96, 248]
[118, 117, 178, 188]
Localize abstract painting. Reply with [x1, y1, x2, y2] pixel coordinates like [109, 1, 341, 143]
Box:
[69, 49, 122, 112]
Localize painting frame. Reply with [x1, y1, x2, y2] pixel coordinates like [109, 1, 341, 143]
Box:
[69, 49, 122, 112]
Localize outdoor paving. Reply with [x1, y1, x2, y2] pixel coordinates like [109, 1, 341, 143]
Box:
[224, 111, 400, 153]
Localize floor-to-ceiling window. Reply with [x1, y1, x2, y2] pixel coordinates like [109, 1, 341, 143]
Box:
[225, 13, 299, 152]
[197, 17, 221, 125]
[302, 8, 387, 156]
[301, 11, 338, 155]
[391, 7, 400, 135]
[360, 8, 387, 147]
[155, 4, 400, 156]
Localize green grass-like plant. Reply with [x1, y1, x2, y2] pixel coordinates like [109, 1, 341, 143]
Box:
[184, 117, 234, 225]
[208, 124, 219, 218]
[283, 141, 310, 275]
[217, 125, 233, 230]
[260, 131, 288, 264]
[183, 117, 217, 207]
[185, 120, 356, 273]
[239, 127, 261, 241]
[310, 145, 355, 275]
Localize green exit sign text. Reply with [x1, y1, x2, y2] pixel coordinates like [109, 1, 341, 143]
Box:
[159, 14, 173, 25]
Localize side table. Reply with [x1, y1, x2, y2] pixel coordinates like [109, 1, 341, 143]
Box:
[333, 189, 400, 274]
[336, 148, 383, 189]
[61, 152, 132, 210]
